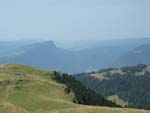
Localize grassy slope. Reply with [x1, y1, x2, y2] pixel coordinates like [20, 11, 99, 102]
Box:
[0, 64, 150, 113]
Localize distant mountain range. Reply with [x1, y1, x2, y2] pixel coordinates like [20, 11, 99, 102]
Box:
[0, 38, 150, 73]
[115, 44, 150, 66]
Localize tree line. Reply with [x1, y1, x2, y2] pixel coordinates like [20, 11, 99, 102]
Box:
[52, 71, 120, 107]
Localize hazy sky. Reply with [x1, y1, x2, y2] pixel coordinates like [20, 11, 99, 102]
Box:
[0, 0, 150, 41]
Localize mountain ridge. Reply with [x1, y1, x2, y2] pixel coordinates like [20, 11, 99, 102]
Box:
[115, 44, 150, 67]
[0, 38, 150, 73]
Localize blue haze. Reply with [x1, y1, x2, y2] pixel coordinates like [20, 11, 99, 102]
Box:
[0, 0, 150, 41]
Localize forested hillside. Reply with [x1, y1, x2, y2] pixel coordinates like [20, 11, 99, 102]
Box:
[52, 72, 119, 107]
[75, 64, 150, 109]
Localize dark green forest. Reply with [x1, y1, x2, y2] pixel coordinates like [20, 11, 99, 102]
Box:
[52, 71, 120, 107]
[75, 64, 150, 109]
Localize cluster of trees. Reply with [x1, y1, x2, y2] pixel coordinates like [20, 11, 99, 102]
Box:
[121, 64, 147, 73]
[75, 65, 150, 109]
[52, 71, 120, 107]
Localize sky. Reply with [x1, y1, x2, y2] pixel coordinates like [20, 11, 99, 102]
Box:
[0, 0, 150, 41]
